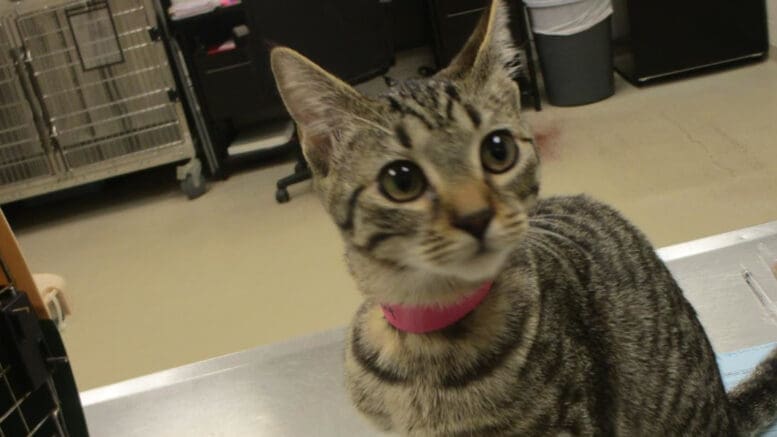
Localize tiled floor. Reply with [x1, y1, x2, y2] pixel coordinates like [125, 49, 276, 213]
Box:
[8, 51, 777, 390]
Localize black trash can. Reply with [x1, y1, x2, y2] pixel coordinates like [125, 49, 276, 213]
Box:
[534, 16, 614, 106]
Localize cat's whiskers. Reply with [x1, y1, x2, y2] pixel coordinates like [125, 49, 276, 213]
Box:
[425, 233, 446, 243]
[426, 244, 459, 263]
[503, 210, 522, 220]
[429, 237, 480, 264]
[530, 215, 604, 240]
[521, 235, 568, 264]
[530, 213, 588, 224]
[530, 216, 601, 247]
[526, 225, 591, 258]
[422, 239, 454, 255]
[529, 216, 584, 235]
[503, 217, 527, 231]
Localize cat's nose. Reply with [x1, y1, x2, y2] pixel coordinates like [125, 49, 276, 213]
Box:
[452, 208, 494, 240]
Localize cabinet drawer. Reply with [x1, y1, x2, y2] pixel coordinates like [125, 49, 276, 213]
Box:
[200, 59, 261, 119]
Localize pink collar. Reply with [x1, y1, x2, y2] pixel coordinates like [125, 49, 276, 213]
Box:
[380, 281, 494, 334]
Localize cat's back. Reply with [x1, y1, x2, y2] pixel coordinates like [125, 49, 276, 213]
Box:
[528, 194, 686, 322]
[529, 195, 677, 298]
[525, 195, 735, 435]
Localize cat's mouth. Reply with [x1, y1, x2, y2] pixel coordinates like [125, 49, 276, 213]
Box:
[414, 222, 522, 281]
[431, 242, 510, 282]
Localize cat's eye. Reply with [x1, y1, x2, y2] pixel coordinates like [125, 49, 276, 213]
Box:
[481, 130, 519, 174]
[378, 160, 427, 202]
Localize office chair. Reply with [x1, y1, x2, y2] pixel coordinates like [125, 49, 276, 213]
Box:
[245, 0, 390, 204]
[275, 131, 312, 203]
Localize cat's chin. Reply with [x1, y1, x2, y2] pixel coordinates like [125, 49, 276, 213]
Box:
[347, 245, 510, 306]
[427, 247, 510, 283]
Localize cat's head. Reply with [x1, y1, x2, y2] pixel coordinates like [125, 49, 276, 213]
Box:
[271, 0, 539, 304]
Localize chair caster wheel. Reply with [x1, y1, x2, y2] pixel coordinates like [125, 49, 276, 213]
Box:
[276, 189, 290, 203]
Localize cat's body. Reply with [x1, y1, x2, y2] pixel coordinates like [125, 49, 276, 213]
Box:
[270, 1, 777, 435]
[347, 195, 737, 435]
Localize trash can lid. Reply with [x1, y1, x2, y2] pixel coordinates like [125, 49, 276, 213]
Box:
[525, 0, 612, 36]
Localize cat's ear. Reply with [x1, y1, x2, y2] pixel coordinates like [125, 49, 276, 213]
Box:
[438, 0, 518, 82]
[271, 47, 364, 177]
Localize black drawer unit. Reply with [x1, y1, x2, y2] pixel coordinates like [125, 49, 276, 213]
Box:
[166, 0, 394, 166]
[613, 0, 769, 84]
[428, 0, 489, 68]
[427, 0, 542, 110]
[194, 43, 276, 122]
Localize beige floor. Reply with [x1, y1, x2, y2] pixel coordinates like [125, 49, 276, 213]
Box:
[8, 52, 777, 391]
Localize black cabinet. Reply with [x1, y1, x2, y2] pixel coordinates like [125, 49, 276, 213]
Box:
[613, 0, 769, 84]
[192, 31, 275, 123]
[428, 0, 489, 68]
[244, 1, 393, 86]
[426, 0, 542, 110]
[168, 1, 393, 164]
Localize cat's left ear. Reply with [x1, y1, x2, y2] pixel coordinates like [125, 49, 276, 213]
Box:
[438, 0, 518, 83]
[271, 47, 367, 178]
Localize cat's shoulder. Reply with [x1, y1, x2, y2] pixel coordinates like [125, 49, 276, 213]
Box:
[532, 194, 645, 240]
[535, 194, 623, 218]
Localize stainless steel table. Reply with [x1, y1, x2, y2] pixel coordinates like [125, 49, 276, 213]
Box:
[81, 222, 777, 437]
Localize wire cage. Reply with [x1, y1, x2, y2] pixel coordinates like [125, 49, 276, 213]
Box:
[0, 0, 204, 204]
[0, 262, 88, 436]
[0, 342, 68, 436]
[16, 0, 183, 170]
[0, 17, 53, 189]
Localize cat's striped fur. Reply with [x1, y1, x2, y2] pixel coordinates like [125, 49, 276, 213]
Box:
[271, 1, 777, 435]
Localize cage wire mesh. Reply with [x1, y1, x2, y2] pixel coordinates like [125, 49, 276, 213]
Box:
[0, 267, 69, 436]
[0, 362, 68, 436]
[14, 0, 183, 170]
[0, 17, 52, 188]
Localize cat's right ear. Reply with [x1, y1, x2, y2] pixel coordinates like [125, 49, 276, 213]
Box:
[438, 0, 518, 83]
[271, 47, 363, 177]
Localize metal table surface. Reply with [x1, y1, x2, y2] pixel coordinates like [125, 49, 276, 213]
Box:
[81, 221, 777, 437]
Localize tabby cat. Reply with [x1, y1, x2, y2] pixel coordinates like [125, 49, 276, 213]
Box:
[270, 1, 777, 435]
